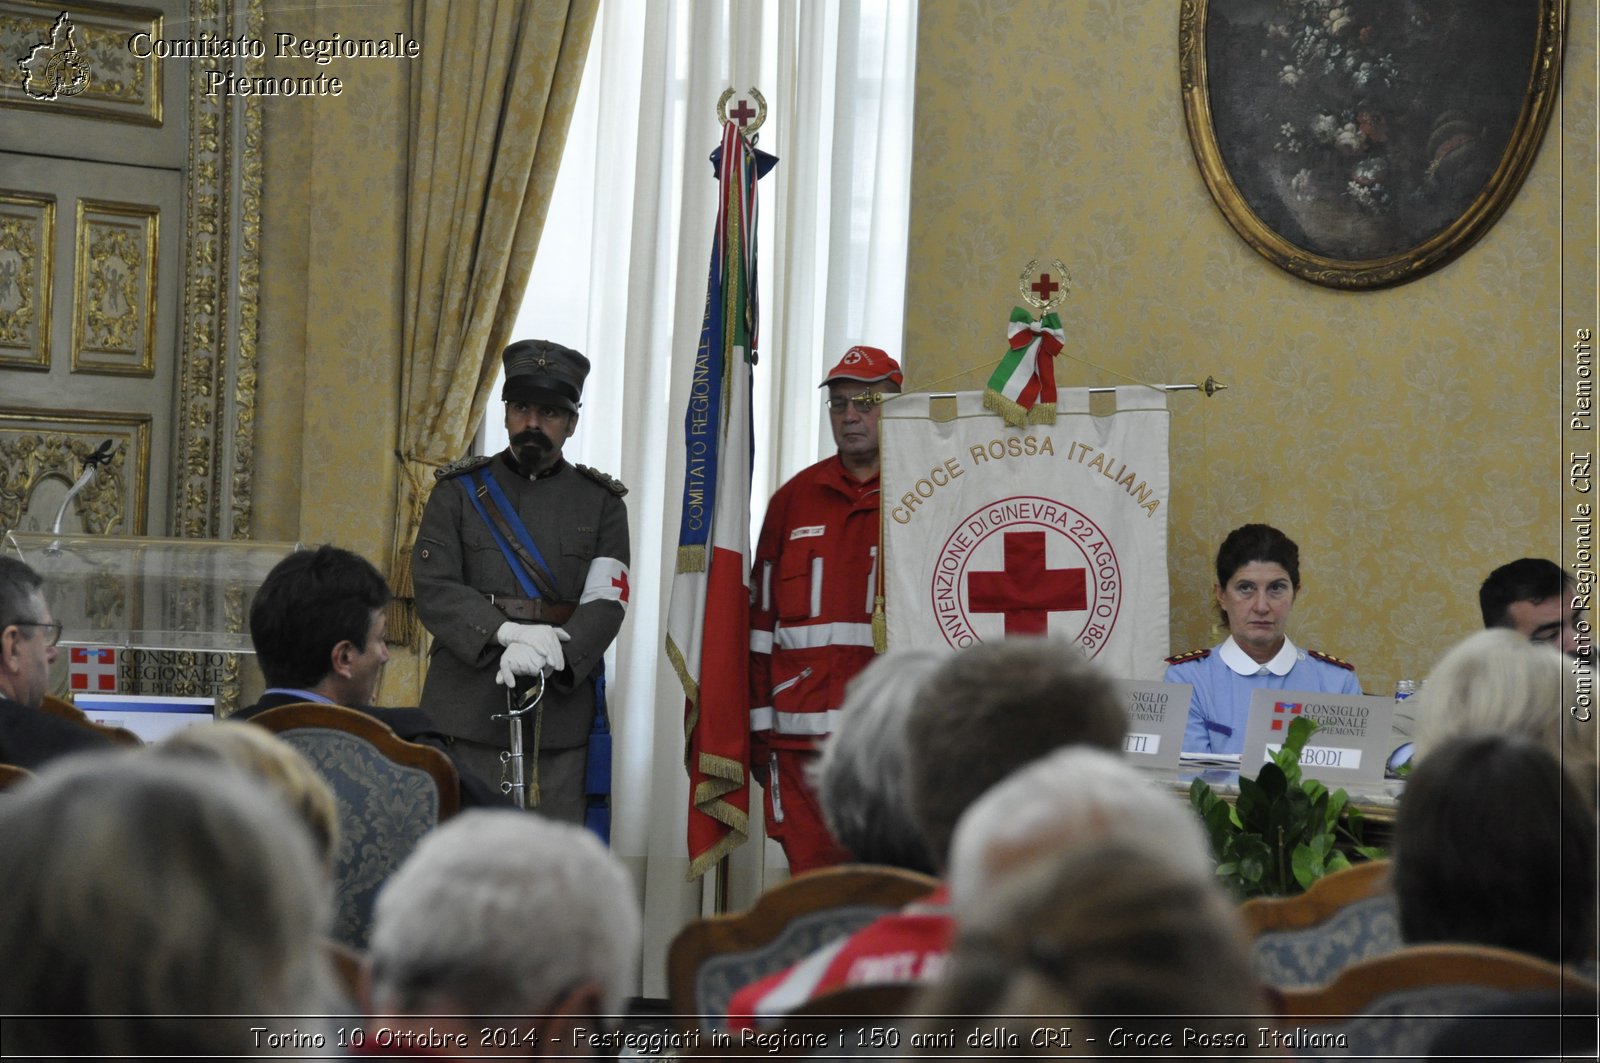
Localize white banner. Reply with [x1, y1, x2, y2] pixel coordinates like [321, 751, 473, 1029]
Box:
[881, 389, 1170, 680]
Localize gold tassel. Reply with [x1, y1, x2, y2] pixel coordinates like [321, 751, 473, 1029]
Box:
[527, 696, 545, 808]
[677, 544, 708, 574]
[982, 388, 1030, 428]
[1026, 401, 1058, 425]
[872, 594, 887, 652]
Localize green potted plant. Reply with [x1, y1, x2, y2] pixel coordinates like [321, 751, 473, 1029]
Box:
[1190, 715, 1386, 898]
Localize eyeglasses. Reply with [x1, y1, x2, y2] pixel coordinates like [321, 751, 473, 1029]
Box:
[824, 393, 886, 415]
[11, 620, 62, 647]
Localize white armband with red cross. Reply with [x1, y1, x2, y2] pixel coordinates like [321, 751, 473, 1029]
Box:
[580, 557, 630, 610]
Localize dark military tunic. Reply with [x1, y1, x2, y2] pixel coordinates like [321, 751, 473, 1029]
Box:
[412, 451, 629, 751]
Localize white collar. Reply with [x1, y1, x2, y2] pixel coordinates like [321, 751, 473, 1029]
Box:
[1219, 634, 1298, 677]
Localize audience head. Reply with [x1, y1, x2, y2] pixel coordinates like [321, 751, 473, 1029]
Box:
[0, 751, 337, 1056]
[367, 810, 640, 1035]
[0, 555, 58, 710]
[1395, 733, 1596, 965]
[915, 841, 1263, 1051]
[946, 746, 1215, 908]
[809, 648, 946, 873]
[156, 721, 340, 869]
[1479, 558, 1581, 657]
[249, 545, 391, 705]
[1411, 629, 1595, 801]
[905, 637, 1126, 869]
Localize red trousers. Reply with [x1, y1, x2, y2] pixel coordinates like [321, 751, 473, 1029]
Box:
[762, 746, 851, 874]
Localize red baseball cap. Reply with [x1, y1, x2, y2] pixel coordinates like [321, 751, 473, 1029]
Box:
[819, 345, 904, 387]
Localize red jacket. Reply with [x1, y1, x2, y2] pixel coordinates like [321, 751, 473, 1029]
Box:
[749, 455, 881, 751]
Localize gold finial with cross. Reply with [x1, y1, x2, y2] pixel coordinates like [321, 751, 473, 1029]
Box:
[1019, 258, 1070, 314]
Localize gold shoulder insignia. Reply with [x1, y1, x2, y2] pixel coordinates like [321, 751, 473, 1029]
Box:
[1164, 647, 1211, 666]
[1307, 649, 1356, 671]
[576, 464, 628, 497]
[434, 454, 494, 481]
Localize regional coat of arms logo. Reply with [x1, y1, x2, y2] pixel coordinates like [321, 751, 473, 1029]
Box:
[18, 11, 91, 101]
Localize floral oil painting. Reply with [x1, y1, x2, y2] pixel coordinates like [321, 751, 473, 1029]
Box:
[1181, 0, 1565, 289]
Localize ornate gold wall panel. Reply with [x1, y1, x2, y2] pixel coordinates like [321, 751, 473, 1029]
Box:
[0, 405, 151, 534]
[174, 0, 263, 542]
[72, 198, 158, 376]
[0, 0, 164, 125]
[0, 189, 53, 368]
[1, 0, 262, 548]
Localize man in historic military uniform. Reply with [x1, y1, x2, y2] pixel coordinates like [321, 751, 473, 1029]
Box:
[412, 340, 629, 825]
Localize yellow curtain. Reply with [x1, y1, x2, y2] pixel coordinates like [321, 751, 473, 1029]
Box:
[388, 0, 599, 643]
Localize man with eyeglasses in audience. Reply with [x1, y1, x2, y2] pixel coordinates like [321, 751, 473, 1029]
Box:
[0, 556, 111, 768]
[749, 345, 903, 873]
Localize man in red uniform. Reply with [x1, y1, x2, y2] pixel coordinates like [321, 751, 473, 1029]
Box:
[749, 345, 902, 873]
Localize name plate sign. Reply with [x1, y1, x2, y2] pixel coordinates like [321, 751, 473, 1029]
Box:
[1114, 680, 1192, 773]
[1241, 689, 1397, 787]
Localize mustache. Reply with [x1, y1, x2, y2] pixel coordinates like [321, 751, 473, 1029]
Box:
[512, 429, 553, 452]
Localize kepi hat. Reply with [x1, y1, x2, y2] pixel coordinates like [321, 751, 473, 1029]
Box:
[502, 340, 589, 413]
[819, 345, 903, 388]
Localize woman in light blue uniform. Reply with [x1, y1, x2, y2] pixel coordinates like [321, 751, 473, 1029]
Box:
[1165, 524, 1361, 755]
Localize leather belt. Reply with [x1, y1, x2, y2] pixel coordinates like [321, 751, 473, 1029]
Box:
[488, 594, 576, 625]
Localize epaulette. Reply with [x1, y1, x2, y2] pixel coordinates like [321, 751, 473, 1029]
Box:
[1164, 647, 1211, 666]
[576, 464, 628, 497]
[433, 454, 494, 482]
[1307, 649, 1356, 671]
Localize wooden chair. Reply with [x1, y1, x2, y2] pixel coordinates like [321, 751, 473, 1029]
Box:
[1239, 859, 1400, 988]
[251, 702, 460, 949]
[40, 694, 143, 747]
[0, 763, 33, 791]
[1274, 943, 1600, 1058]
[322, 937, 366, 1004]
[667, 864, 939, 1033]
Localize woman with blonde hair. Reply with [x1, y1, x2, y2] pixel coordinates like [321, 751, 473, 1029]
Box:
[156, 721, 340, 868]
[1412, 629, 1595, 800]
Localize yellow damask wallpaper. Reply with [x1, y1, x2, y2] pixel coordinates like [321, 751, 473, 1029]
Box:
[256, 0, 416, 695]
[907, 0, 1590, 694]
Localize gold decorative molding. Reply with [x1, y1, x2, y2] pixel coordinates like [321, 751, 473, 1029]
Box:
[72, 198, 158, 376]
[0, 189, 53, 369]
[0, 406, 151, 534]
[174, 0, 262, 542]
[0, 0, 164, 126]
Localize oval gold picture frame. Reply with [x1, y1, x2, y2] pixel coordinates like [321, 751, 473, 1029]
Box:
[1180, 0, 1566, 290]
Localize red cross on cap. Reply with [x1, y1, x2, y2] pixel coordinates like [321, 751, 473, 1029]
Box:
[820, 345, 904, 387]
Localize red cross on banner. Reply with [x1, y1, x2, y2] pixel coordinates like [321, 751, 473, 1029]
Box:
[69, 647, 118, 692]
[967, 531, 1088, 636]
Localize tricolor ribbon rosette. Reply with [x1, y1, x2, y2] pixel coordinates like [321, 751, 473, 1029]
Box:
[984, 306, 1065, 426]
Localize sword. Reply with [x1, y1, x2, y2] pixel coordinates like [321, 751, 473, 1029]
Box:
[493, 671, 545, 810]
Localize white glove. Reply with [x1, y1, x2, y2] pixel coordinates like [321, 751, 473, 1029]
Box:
[496, 643, 550, 687]
[495, 622, 570, 672]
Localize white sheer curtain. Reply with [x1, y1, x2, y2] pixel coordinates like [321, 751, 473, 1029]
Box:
[502, 0, 917, 997]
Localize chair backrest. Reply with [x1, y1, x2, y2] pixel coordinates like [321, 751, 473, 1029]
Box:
[786, 982, 917, 1041]
[1240, 859, 1401, 988]
[39, 694, 143, 747]
[1275, 943, 1600, 1058]
[0, 762, 33, 791]
[250, 702, 460, 948]
[667, 864, 939, 1033]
